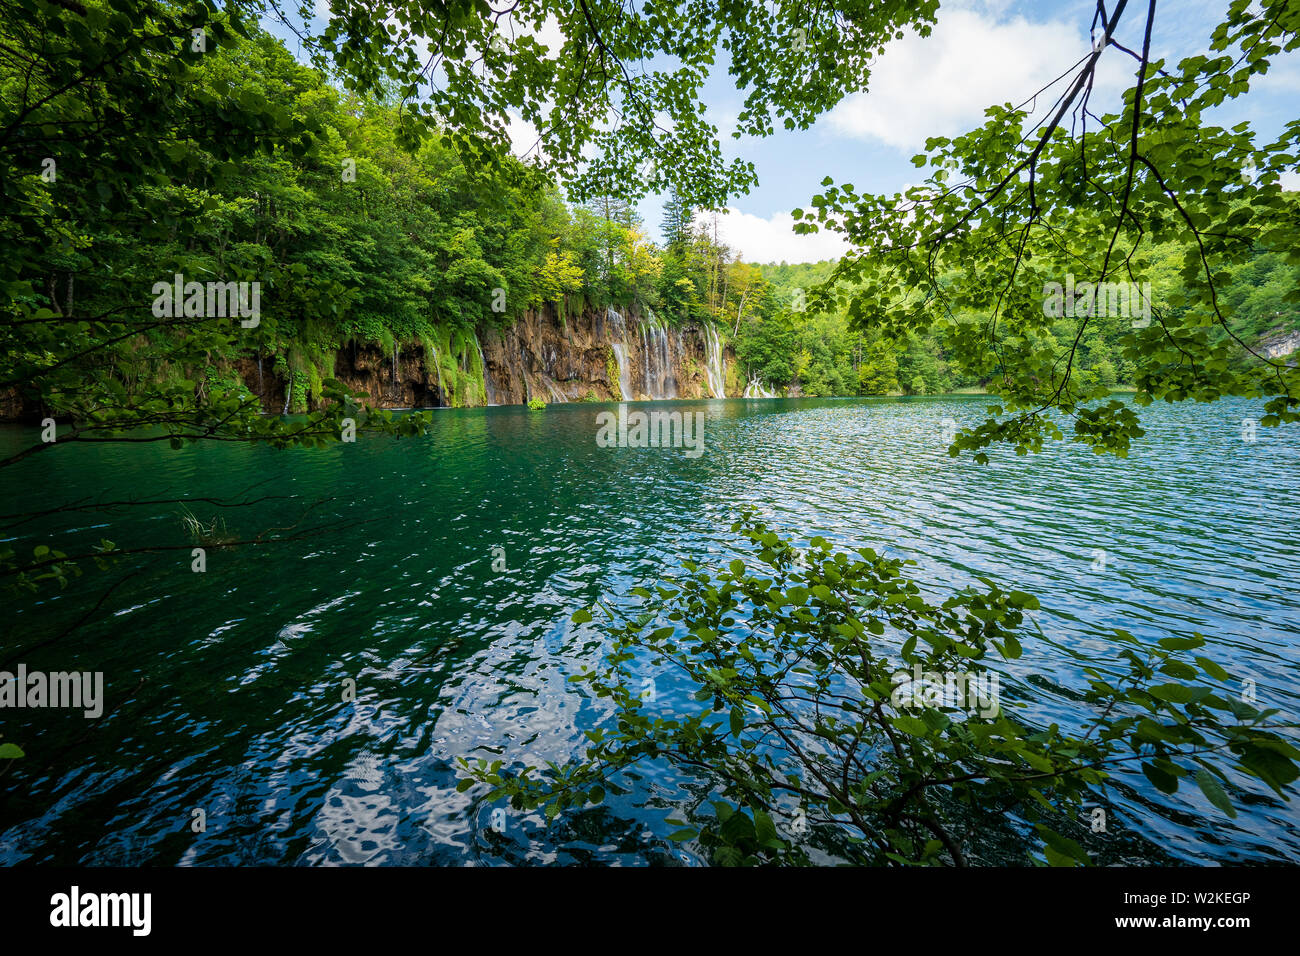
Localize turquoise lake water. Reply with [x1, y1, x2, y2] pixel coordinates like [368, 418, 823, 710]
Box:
[1, 394, 1297, 864]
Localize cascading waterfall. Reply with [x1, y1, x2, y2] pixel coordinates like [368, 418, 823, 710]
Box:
[610, 342, 632, 401]
[605, 306, 625, 337]
[429, 342, 445, 405]
[375, 308, 734, 406]
[542, 378, 565, 402]
[702, 324, 726, 398]
[742, 377, 776, 398]
[607, 307, 633, 400]
[636, 308, 678, 400]
[473, 331, 494, 405]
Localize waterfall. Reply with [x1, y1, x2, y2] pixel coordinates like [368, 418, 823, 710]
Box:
[641, 322, 651, 399]
[641, 314, 662, 400]
[542, 377, 565, 403]
[392, 342, 399, 385]
[703, 324, 725, 398]
[607, 307, 633, 401]
[473, 331, 494, 405]
[661, 325, 676, 398]
[636, 308, 677, 401]
[606, 306, 626, 337]
[429, 341, 445, 405]
[742, 377, 776, 398]
[611, 342, 632, 401]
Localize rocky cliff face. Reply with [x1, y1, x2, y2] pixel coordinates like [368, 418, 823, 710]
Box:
[1259, 327, 1300, 361]
[477, 304, 728, 405]
[236, 347, 446, 414]
[286, 304, 736, 410]
[328, 342, 446, 410]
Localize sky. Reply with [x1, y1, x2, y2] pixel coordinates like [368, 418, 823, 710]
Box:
[268, 0, 1300, 264]
[666, 0, 1300, 263]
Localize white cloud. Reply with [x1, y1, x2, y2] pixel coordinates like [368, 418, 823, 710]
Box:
[696, 208, 849, 264]
[826, 8, 1131, 152]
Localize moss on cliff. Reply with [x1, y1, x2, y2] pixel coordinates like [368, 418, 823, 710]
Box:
[606, 346, 622, 401]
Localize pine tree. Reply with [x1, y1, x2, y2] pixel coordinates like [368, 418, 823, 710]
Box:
[661, 191, 693, 249]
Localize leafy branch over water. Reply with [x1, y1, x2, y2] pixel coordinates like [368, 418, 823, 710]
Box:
[460, 509, 1300, 866]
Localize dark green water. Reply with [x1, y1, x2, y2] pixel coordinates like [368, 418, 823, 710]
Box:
[2, 395, 1298, 864]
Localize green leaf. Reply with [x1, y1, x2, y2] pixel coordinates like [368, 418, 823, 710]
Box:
[1240, 744, 1299, 791]
[892, 715, 930, 737]
[1142, 761, 1180, 794]
[1037, 825, 1089, 865]
[1194, 656, 1230, 681]
[753, 808, 780, 847]
[1195, 768, 1236, 818]
[1043, 844, 1077, 867]
[1147, 683, 1196, 704]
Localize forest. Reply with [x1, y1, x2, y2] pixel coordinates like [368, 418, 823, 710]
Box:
[7, 16, 1295, 417]
[745, 246, 1300, 396]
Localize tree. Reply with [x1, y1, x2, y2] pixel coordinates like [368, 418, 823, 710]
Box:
[857, 334, 899, 395]
[584, 194, 639, 288]
[537, 245, 585, 305]
[661, 191, 693, 250]
[462, 511, 1300, 866]
[797, 0, 1300, 460]
[727, 262, 764, 334]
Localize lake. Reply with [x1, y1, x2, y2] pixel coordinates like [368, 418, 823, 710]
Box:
[2, 395, 1297, 864]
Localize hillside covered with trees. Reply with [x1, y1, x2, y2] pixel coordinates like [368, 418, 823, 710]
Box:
[1, 21, 754, 416]
[728, 246, 1300, 398]
[5, 8, 1296, 419]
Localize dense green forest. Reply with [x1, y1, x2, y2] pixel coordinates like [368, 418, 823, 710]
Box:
[7, 13, 1294, 416]
[1, 22, 747, 413]
[733, 249, 1300, 398]
[2, 13, 914, 415]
